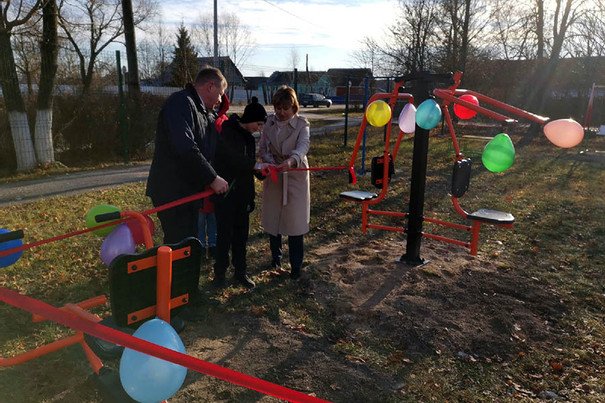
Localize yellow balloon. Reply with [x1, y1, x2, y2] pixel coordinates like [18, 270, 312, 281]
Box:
[365, 100, 392, 127]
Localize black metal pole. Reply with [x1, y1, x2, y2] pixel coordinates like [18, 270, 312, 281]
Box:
[116, 51, 128, 163]
[344, 77, 350, 146]
[400, 74, 431, 265]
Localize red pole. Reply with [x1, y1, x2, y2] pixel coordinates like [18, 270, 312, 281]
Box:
[156, 246, 173, 323]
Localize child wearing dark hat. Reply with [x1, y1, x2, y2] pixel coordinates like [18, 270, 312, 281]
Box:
[211, 101, 269, 288]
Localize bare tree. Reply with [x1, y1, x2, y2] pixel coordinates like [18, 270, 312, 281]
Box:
[57, 0, 157, 95]
[0, 0, 45, 171]
[192, 11, 256, 70]
[35, 0, 59, 165]
[289, 47, 300, 71]
[565, 0, 605, 57]
[135, 15, 171, 81]
[489, 0, 535, 60]
[350, 37, 382, 74]
[351, 0, 439, 76]
[525, 0, 586, 111]
[12, 16, 42, 97]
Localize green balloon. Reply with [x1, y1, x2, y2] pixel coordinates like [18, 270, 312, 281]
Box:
[482, 133, 515, 173]
[85, 204, 121, 236]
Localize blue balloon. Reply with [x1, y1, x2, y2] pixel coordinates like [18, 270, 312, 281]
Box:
[120, 318, 187, 403]
[415, 99, 442, 130]
[0, 228, 23, 268]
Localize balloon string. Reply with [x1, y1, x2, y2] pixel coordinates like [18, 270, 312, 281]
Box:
[0, 287, 330, 403]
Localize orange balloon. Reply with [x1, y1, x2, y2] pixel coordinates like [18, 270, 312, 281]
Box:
[543, 118, 584, 148]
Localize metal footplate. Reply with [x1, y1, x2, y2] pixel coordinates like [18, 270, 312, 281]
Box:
[467, 209, 515, 224]
[339, 190, 379, 202]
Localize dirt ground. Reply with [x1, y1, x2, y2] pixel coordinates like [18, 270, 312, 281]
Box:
[162, 234, 564, 402]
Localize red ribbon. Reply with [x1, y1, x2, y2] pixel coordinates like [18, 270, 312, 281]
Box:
[0, 287, 330, 403]
[0, 190, 214, 259]
[263, 165, 351, 184]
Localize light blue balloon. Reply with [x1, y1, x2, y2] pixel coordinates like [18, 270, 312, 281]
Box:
[120, 318, 187, 403]
[0, 228, 23, 268]
[415, 99, 442, 130]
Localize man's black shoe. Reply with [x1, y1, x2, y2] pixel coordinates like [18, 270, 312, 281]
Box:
[290, 269, 301, 280]
[208, 246, 216, 259]
[234, 275, 255, 289]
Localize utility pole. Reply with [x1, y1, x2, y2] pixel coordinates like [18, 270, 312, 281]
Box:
[213, 0, 219, 67]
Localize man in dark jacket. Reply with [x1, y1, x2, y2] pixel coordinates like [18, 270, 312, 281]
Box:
[212, 102, 268, 288]
[146, 67, 229, 244]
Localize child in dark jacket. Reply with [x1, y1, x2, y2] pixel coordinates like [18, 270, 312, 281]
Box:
[212, 102, 268, 288]
[198, 94, 230, 259]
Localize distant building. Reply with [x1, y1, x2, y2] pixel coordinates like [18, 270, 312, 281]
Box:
[261, 68, 374, 104]
[196, 56, 246, 87]
[152, 55, 246, 94]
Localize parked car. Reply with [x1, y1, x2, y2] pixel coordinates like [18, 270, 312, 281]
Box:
[300, 93, 332, 108]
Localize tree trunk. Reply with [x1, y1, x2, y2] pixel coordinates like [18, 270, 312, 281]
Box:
[35, 0, 59, 165]
[0, 30, 36, 171]
[536, 0, 544, 59]
[459, 0, 471, 72]
[122, 0, 141, 99]
[526, 0, 573, 112]
[122, 0, 144, 155]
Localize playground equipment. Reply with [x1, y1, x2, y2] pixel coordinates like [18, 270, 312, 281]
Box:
[341, 70, 582, 263]
[0, 194, 329, 403]
[0, 208, 200, 400]
[584, 82, 605, 133]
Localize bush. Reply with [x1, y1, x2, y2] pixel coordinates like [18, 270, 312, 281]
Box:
[53, 92, 164, 165]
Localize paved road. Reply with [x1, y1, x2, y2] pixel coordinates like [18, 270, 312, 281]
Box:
[0, 164, 151, 207]
[0, 115, 363, 207]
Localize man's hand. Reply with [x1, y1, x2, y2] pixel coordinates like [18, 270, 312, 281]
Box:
[210, 176, 229, 194]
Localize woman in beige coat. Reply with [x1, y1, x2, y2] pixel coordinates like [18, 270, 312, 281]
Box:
[258, 86, 310, 279]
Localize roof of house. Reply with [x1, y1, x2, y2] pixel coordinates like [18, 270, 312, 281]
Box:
[197, 56, 246, 86]
[243, 76, 268, 90]
[326, 68, 373, 87]
[267, 70, 327, 86]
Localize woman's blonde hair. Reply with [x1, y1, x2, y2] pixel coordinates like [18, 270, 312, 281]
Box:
[272, 85, 299, 113]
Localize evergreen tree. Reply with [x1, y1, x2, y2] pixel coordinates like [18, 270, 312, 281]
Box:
[170, 24, 198, 87]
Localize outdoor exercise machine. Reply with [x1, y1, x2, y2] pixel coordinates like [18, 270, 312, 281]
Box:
[0, 194, 330, 403]
[584, 82, 605, 133]
[340, 70, 580, 264]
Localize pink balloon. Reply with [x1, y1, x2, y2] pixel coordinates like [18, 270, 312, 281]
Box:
[543, 118, 584, 148]
[100, 224, 135, 266]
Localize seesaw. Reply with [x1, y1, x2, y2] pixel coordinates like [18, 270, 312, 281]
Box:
[0, 192, 330, 402]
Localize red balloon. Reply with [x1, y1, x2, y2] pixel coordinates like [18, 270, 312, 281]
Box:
[125, 216, 155, 245]
[453, 94, 479, 120]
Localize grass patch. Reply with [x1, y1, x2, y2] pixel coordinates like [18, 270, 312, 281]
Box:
[1, 125, 605, 401]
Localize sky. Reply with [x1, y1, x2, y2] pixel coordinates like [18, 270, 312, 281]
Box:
[159, 0, 397, 76]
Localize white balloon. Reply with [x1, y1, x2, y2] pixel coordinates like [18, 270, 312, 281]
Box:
[398, 103, 417, 133]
